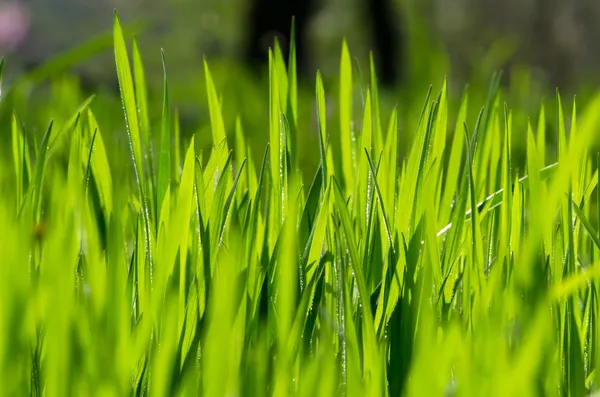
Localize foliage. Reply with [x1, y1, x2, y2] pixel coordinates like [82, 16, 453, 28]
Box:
[2, 12, 600, 396]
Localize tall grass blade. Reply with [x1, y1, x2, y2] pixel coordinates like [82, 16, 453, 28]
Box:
[440, 90, 467, 225]
[339, 41, 355, 191]
[203, 59, 230, 210]
[132, 38, 149, 147]
[157, 49, 171, 222]
[114, 11, 152, 300]
[287, 17, 298, 132]
[86, 109, 113, 219]
[369, 53, 383, 155]
[29, 121, 54, 221]
[316, 71, 330, 186]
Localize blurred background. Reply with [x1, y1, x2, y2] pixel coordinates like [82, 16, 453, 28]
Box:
[1, 0, 600, 175]
[3, 0, 600, 87]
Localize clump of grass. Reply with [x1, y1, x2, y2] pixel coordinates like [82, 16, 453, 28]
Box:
[2, 11, 600, 396]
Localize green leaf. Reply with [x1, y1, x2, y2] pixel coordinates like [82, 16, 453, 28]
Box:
[11, 112, 27, 212]
[67, 114, 84, 207]
[364, 149, 394, 253]
[511, 173, 523, 260]
[397, 86, 432, 235]
[339, 40, 355, 191]
[49, 95, 95, 148]
[537, 105, 546, 166]
[333, 176, 370, 304]
[114, 12, 152, 306]
[572, 199, 600, 251]
[432, 79, 448, 163]
[132, 37, 150, 150]
[166, 136, 196, 282]
[29, 120, 54, 221]
[234, 117, 249, 201]
[218, 158, 247, 245]
[437, 162, 558, 237]
[174, 107, 181, 184]
[285, 263, 324, 363]
[202, 235, 242, 396]
[287, 18, 298, 164]
[246, 144, 269, 302]
[369, 52, 383, 156]
[497, 104, 513, 270]
[336, 230, 364, 396]
[464, 122, 484, 280]
[204, 59, 230, 214]
[209, 151, 233, 264]
[273, 40, 288, 114]
[410, 99, 438, 235]
[357, 88, 373, 233]
[527, 122, 542, 225]
[440, 90, 467, 226]
[86, 109, 114, 219]
[273, 182, 299, 396]
[566, 296, 586, 396]
[268, 49, 283, 231]
[298, 166, 323, 264]
[430, 79, 448, 210]
[383, 107, 398, 222]
[301, 182, 331, 284]
[113, 11, 146, 198]
[316, 71, 329, 187]
[157, 49, 171, 222]
[332, 176, 379, 384]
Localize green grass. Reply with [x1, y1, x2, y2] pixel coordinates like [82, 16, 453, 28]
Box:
[3, 12, 600, 396]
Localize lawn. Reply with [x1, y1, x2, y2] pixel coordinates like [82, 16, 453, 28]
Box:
[1, 12, 600, 396]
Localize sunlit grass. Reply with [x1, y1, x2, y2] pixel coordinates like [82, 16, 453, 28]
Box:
[2, 11, 600, 396]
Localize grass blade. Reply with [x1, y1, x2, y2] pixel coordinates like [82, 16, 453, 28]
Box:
[113, 11, 146, 200]
[11, 112, 27, 212]
[132, 37, 150, 150]
[537, 105, 546, 166]
[439, 89, 467, 225]
[86, 109, 113, 219]
[364, 149, 394, 253]
[316, 71, 330, 187]
[339, 40, 355, 191]
[114, 11, 152, 300]
[157, 49, 171, 222]
[572, 199, 600, 251]
[29, 120, 54, 221]
[369, 52, 383, 155]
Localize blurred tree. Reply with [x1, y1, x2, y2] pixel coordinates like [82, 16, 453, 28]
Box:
[244, 0, 405, 86]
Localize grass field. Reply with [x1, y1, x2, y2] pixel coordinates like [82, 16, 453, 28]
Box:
[2, 12, 600, 396]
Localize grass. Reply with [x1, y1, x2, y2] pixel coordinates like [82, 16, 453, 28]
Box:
[2, 11, 600, 396]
